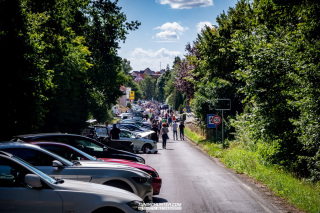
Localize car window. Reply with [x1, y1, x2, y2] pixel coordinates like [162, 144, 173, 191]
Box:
[39, 145, 86, 161]
[95, 127, 108, 137]
[3, 148, 56, 166]
[73, 139, 103, 152]
[120, 131, 129, 138]
[0, 157, 29, 187]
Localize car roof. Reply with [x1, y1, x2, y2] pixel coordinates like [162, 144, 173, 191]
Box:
[13, 133, 92, 140]
[0, 141, 44, 149]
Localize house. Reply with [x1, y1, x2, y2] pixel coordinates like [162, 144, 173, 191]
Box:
[134, 74, 144, 83]
[131, 68, 163, 83]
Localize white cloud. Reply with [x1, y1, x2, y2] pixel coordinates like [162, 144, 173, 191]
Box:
[129, 48, 182, 71]
[154, 22, 188, 41]
[157, 0, 213, 9]
[196, 21, 213, 32]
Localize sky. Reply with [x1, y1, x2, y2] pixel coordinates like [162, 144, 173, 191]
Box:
[117, 0, 239, 72]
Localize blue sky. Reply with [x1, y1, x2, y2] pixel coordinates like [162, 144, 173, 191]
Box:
[117, 0, 239, 71]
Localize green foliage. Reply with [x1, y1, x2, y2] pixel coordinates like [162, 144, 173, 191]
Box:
[126, 102, 132, 109]
[180, 0, 320, 182]
[139, 74, 156, 100]
[0, 0, 140, 138]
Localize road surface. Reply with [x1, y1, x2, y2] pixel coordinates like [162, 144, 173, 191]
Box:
[140, 130, 288, 213]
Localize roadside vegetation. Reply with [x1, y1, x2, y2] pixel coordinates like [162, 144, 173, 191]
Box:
[185, 128, 320, 213]
[150, 1, 320, 211]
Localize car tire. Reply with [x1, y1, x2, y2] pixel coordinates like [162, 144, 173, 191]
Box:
[104, 180, 134, 193]
[142, 144, 152, 154]
[92, 207, 125, 213]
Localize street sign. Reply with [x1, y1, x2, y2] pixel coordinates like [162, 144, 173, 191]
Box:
[129, 91, 135, 100]
[207, 114, 216, 128]
[212, 115, 221, 125]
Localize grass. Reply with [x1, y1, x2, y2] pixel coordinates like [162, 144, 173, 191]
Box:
[184, 127, 320, 213]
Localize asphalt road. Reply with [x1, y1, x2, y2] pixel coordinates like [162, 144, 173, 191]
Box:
[140, 130, 285, 213]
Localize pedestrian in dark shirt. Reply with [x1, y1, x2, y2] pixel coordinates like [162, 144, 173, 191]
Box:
[151, 124, 159, 142]
[110, 124, 121, 140]
[160, 123, 169, 149]
[179, 121, 185, 140]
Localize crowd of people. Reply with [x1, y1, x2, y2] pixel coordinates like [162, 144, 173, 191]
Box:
[146, 105, 185, 150]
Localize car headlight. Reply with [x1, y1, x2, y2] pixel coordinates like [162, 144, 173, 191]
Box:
[127, 200, 146, 212]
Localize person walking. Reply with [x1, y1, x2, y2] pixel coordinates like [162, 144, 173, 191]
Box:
[172, 121, 178, 140]
[179, 121, 185, 140]
[160, 123, 169, 149]
[110, 124, 121, 140]
[151, 123, 159, 143]
[168, 116, 172, 126]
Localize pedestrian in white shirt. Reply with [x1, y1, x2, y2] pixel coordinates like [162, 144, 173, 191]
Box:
[172, 121, 178, 140]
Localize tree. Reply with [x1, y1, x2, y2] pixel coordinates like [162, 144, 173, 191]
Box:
[0, 0, 140, 139]
[139, 74, 156, 100]
[121, 58, 133, 75]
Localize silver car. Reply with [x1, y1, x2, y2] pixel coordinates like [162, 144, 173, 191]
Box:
[119, 129, 158, 153]
[0, 151, 146, 213]
[0, 142, 153, 202]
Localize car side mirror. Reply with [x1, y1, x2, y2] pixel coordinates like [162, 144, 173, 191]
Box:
[52, 160, 64, 168]
[24, 174, 42, 188]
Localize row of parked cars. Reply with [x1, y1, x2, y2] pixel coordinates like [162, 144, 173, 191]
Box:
[0, 112, 161, 213]
[82, 116, 157, 154]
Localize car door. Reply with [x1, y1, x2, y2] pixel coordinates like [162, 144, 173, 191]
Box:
[130, 133, 143, 150]
[120, 131, 139, 151]
[0, 157, 62, 213]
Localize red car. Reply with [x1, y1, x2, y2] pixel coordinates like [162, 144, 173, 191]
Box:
[32, 141, 162, 195]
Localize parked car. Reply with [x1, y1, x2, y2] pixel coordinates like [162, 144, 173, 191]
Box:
[0, 151, 146, 213]
[119, 130, 157, 154]
[118, 124, 151, 133]
[121, 119, 152, 128]
[33, 142, 162, 195]
[0, 142, 153, 202]
[12, 133, 145, 164]
[81, 126, 135, 153]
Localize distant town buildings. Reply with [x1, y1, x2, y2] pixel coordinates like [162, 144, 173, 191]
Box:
[131, 68, 165, 83]
[117, 67, 166, 107]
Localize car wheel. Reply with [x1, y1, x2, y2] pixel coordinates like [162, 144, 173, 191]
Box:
[104, 180, 134, 193]
[142, 144, 152, 154]
[92, 207, 125, 213]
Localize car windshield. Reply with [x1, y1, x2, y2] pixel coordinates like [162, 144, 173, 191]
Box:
[12, 155, 57, 184]
[95, 127, 108, 137]
[121, 131, 137, 139]
[69, 145, 97, 161]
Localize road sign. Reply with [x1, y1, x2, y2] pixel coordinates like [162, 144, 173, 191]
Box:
[207, 114, 216, 128]
[129, 91, 135, 100]
[212, 115, 221, 125]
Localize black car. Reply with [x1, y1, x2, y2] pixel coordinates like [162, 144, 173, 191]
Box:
[81, 126, 134, 153]
[11, 133, 145, 164]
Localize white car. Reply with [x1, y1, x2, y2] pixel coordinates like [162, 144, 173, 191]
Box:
[0, 151, 145, 213]
[120, 130, 158, 154]
[0, 142, 153, 202]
